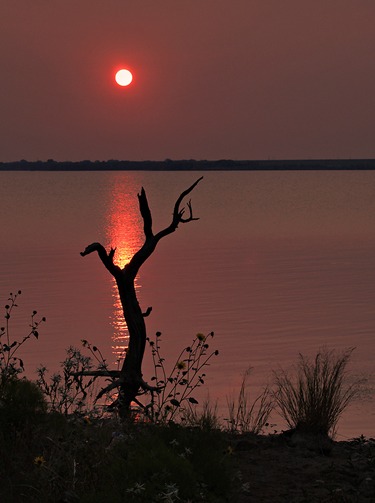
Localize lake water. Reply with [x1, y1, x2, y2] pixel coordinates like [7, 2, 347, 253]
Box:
[1, 170, 374, 439]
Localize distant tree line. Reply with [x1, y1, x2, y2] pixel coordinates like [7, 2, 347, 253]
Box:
[1, 158, 375, 171]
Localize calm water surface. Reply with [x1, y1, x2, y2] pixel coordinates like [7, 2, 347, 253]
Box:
[1, 170, 375, 438]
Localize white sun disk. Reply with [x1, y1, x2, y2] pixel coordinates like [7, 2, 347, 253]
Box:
[115, 69, 133, 87]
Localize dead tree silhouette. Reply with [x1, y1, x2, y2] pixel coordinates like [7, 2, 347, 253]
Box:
[79, 177, 203, 416]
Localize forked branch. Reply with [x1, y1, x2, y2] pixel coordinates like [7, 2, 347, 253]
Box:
[80, 242, 120, 277]
[155, 176, 203, 240]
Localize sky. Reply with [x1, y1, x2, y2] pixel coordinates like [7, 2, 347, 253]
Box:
[1, 0, 375, 162]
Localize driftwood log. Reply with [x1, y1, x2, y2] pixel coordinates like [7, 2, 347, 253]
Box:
[79, 177, 203, 416]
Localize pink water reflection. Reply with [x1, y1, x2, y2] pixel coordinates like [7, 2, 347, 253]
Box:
[105, 175, 144, 359]
[3, 170, 374, 440]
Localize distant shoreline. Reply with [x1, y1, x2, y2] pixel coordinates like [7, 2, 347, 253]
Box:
[1, 159, 375, 171]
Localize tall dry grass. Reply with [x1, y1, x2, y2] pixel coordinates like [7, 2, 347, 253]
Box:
[226, 367, 274, 434]
[273, 348, 363, 437]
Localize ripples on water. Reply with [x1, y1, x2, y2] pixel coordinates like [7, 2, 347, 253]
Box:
[1, 170, 374, 438]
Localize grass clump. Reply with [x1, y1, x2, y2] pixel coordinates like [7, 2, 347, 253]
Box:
[183, 397, 222, 431]
[226, 367, 274, 435]
[273, 347, 363, 437]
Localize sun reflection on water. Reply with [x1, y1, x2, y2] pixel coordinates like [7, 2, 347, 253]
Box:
[105, 175, 144, 360]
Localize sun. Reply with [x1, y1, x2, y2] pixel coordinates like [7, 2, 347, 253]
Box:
[115, 69, 133, 87]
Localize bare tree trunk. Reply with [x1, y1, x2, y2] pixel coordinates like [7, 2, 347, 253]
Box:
[80, 177, 202, 416]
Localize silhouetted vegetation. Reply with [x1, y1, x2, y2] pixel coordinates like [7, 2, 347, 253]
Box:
[273, 348, 364, 437]
[0, 293, 236, 502]
[226, 367, 274, 435]
[1, 292, 372, 501]
[145, 330, 219, 423]
[2, 158, 375, 171]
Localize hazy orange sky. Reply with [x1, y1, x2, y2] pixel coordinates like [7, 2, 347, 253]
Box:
[1, 1, 375, 162]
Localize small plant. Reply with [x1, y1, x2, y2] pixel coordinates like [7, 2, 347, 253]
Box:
[0, 290, 46, 386]
[183, 396, 221, 430]
[226, 367, 274, 434]
[145, 331, 219, 423]
[36, 346, 103, 416]
[273, 347, 363, 437]
[0, 377, 47, 429]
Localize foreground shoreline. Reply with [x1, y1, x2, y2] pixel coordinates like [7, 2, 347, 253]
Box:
[2, 158, 375, 171]
[233, 432, 375, 502]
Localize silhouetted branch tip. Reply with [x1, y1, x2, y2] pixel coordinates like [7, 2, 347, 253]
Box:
[142, 306, 153, 317]
[138, 187, 153, 238]
[80, 242, 103, 256]
[180, 198, 199, 223]
[80, 241, 120, 276]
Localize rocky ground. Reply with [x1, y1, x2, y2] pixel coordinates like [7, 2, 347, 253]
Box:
[231, 433, 375, 502]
